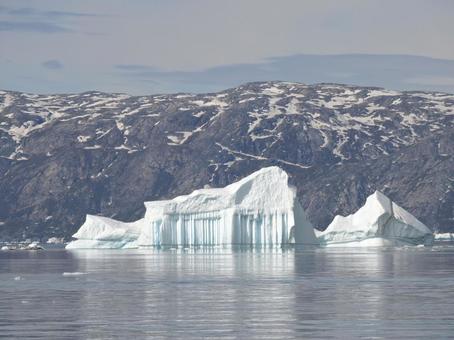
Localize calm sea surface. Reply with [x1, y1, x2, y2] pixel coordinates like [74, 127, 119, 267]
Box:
[1, 246, 454, 339]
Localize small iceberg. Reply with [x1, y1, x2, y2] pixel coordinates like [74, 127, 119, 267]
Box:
[67, 166, 319, 249]
[25, 242, 44, 250]
[66, 216, 142, 249]
[46, 237, 65, 244]
[434, 233, 454, 242]
[317, 191, 434, 247]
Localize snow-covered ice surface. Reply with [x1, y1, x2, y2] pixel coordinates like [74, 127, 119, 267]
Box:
[317, 191, 434, 247]
[66, 167, 319, 249]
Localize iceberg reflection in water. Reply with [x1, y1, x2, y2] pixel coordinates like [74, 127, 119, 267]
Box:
[1, 247, 454, 338]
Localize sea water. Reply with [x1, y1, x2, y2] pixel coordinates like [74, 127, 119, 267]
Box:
[1, 246, 454, 339]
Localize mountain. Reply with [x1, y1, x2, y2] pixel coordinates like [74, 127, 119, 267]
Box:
[0, 81, 453, 240]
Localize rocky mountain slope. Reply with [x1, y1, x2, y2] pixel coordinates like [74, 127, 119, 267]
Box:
[0, 81, 452, 240]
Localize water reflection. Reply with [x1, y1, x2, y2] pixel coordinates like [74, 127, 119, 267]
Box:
[1, 247, 454, 338]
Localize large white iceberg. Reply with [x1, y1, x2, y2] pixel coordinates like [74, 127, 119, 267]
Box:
[317, 191, 434, 247]
[66, 166, 319, 249]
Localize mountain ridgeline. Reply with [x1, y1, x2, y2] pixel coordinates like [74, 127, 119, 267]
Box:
[0, 81, 453, 240]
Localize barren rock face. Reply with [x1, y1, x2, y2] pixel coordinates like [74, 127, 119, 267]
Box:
[0, 82, 453, 240]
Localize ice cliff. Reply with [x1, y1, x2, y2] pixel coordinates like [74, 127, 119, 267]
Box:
[66, 166, 319, 248]
[317, 191, 434, 247]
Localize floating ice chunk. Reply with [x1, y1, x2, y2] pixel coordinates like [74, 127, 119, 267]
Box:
[67, 167, 319, 249]
[434, 233, 454, 242]
[317, 191, 434, 247]
[62, 272, 87, 276]
[46, 237, 65, 244]
[26, 242, 44, 250]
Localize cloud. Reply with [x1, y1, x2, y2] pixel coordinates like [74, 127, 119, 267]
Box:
[0, 6, 97, 35]
[114, 54, 454, 94]
[0, 21, 71, 33]
[8, 7, 36, 16]
[43, 10, 97, 18]
[6, 7, 97, 18]
[115, 64, 158, 71]
[42, 60, 63, 70]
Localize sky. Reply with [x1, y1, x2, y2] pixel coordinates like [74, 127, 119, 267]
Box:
[1, 0, 454, 94]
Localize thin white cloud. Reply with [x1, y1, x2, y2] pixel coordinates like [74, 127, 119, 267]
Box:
[0, 20, 71, 33]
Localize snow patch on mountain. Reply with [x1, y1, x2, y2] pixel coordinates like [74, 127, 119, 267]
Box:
[0, 81, 452, 164]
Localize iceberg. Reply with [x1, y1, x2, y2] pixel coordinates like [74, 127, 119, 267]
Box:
[66, 166, 319, 249]
[317, 191, 434, 247]
[434, 233, 454, 242]
[65, 215, 142, 249]
[46, 237, 65, 244]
